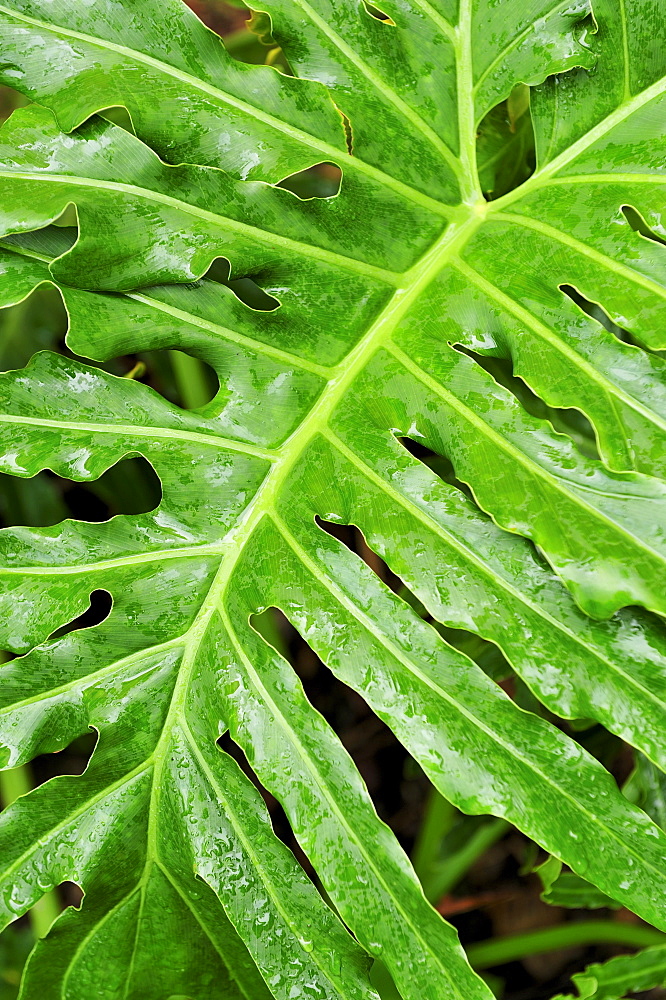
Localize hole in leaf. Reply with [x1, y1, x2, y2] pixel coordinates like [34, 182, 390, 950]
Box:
[453, 344, 601, 461]
[50, 203, 78, 230]
[204, 257, 280, 311]
[397, 435, 554, 576]
[559, 284, 665, 358]
[0, 285, 68, 373]
[47, 590, 112, 641]
[621, 204, 666, 247]
[58, 881, 84, 910]
[0, 224, 78, 263]
[62, 457, 161, 521]
[134, 349, 219, 410]
[277, 162, 342, 201]
[335, 104, 354, 156]
[0, 457, 162, 529]
[183, 1, 250, 37]
[560, 283, 628, 338]
[0, 82, 29, 124]
[227, 277, 280, 312]
[98, 105, 135, 134]
[183, 2, 292, 74]
[315, 515, 513, 684]
[477, 84, 536, 201]
[395, 440, 475, 502]
[216, 729, 313, 876]
[362, 2, 396, 25]
[0, 732, 99, 803]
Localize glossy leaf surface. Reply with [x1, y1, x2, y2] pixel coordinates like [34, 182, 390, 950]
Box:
[0, 0, 665, 996]
[552, 946, 666, 1000]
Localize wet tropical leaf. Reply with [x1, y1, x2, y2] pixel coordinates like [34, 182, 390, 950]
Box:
[552, 945, 666, 1000]
[0, 0, 665, 997]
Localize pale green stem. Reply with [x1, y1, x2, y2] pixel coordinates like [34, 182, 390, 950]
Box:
[169, 350, 212, 409]
[428, 818, 510, 902]
[411, 787, 457, 886]
[466, 921, 666, 970]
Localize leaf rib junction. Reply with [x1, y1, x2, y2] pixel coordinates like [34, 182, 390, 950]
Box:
[2, 0, 666, 992]
[492, 73, 666, 210]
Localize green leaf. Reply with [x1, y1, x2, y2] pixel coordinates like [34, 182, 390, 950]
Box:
[625, 752, 666, 829]
[535, 856, 620, 910]
[0, 0, 665, 996]
[552, 945, 666, 1000]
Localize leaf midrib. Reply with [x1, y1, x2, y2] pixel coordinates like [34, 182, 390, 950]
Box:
[91, 212, 483, 998]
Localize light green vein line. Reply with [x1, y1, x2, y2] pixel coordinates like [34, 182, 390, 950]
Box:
[0, 764, 152, 887]
[490, 74, 666, 210]
[272, 515, 666, 884]
[387, 341, 666, 565]
[128, 292, 331, 377]
[0, 411, 276, 461]
[154, 860, 250, 992]
[0, 3, 452, 218]
[0, 543, 222, 576]
[409, 0, 456, 41]
[179, 715, 345, 991]
[321, 429, 666, 723]
[455, 0, 482, 201]
[530, 173, 666, 186]
[217, 600, 465, 996]
[61, 887, 141, 997]
[0, 170, 400, 285]
[453, 256, 666, 435]
[289, 0, 462, 177]
[493, 211, 666, 303]
[0, 639, 184, 715]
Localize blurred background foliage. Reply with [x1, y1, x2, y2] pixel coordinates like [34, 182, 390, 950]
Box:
[0, 4, 664, 999]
